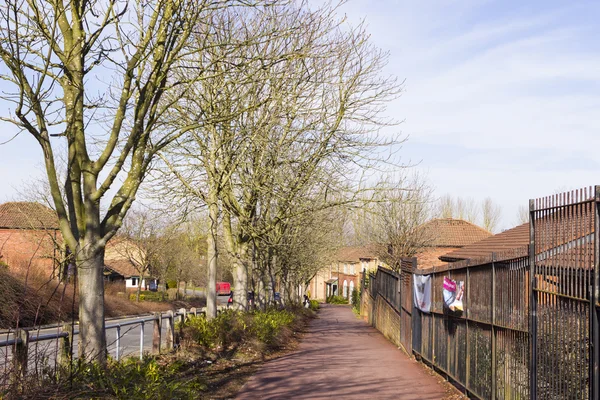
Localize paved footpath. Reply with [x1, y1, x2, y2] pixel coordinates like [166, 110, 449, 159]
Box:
[237, 304, 455, 399]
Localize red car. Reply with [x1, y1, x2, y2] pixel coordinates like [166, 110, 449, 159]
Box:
[216, 282, 231, 296]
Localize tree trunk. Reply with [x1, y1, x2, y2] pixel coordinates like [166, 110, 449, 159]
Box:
[206, 196, 218, 320]
[232, 257, 247, 310]
[77, 246, 107, 363]
[136, 273, 143, 302]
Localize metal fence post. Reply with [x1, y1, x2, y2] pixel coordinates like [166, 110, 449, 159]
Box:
[116, 325, 121, 361]
[166, 310, 174, 349]
[592, 186, 600, 399]
[529, 198, 538, 399]
[12, 329, 29, 384]
[491, 253, 497, 399]
[59, 323, 73, 368]
[139, 320, 145, 360]
[153, 313, 161, 354]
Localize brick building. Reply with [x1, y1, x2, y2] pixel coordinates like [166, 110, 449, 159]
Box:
[0, 201, 156, 288]
[0, 202, 62, 278]
[412, 218, 492, 269]
[308, 245, 382, 301]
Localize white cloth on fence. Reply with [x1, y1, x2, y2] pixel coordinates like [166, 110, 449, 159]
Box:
[413, 274, 432, 313]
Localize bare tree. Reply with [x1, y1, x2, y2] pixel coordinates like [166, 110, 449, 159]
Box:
[159, 2, 402, 310]
[437, 195, 455, 219]
[364, 173, 435, 271]
[481, 197, 502, 233]
[112, 209, 163, 302]
[516, 204, 529, 225]
[0, 0, 232, 362]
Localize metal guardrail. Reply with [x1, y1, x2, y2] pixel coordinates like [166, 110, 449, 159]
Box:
[0, 305, 224, 383]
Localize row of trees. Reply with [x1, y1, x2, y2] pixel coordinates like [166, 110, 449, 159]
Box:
[0, 0, 401, 362]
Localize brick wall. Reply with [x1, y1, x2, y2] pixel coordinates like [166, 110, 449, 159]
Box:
[0, 228, 61, 278]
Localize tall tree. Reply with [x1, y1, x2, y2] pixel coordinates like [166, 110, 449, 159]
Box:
[481, 197, 502, 232]
[0, 0, 228, 362]
[358, 173, 435, 271]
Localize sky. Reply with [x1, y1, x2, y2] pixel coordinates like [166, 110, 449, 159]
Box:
[335, 0, 600, 230]
[1, 0, 600, 232]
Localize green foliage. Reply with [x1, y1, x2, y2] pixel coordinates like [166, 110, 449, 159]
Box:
[251, 310, 295, 345]
[19, 357, 207, 400]
[129, 291, 164, 302]
[309, 300, 320, 311]
[327, 295, 348, 304]
[351, 288, 360, 311]
[185, 308, 298, 352]
[166, 280, 178, 289]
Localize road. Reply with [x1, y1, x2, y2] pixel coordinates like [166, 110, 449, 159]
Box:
[184, 289, 230, 305]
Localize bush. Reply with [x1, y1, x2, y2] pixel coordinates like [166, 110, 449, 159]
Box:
[351, 288, 360, 310]
[129, 291, 164, 302]
[327, 295, 348, 304]
[309, 300, 320, 311]
[185, 308, 298, 353]
[166, 280, 178, 289]
[251, 310, 295, 345]
[68, 357, 205, 399]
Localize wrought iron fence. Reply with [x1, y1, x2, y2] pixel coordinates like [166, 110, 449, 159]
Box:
[362, 185, 600, 399]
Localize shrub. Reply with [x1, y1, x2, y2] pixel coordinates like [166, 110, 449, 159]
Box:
[351, 288, 360, 310]
[68, 357, 205, 399]
[129, 291, 164, 302]
[309, 300, 320, 311]
[166, 280, 178, 289]
[327, 295, 348, 304]
[185, 308, 298, 353]
[251, 309, 295, 345]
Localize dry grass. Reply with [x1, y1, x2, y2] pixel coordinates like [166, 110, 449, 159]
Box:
[0, 267, 203, 330]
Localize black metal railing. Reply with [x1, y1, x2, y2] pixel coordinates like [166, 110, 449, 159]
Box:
[362, 185, 600, 399]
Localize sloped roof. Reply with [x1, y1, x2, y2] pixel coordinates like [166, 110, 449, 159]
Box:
[416, 247, 461, 269]
[104, 260, 140, 278]
[440, 223, 529, 262]
[0, 202, 59, 230]
[334, 245, 381, 263]
[420, 218, 492, 247]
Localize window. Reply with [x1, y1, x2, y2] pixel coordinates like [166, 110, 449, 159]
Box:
[343, 264, 347, 274]
[131, 277, 138, 286]
[350, 280, 355, 295]
[343, 280, 348, 297]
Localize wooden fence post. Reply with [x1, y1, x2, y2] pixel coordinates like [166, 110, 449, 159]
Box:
[59, 324, 73, 368]
[12, 329, 29, 384]
[190, 307, 197, 317]
[153, 313, 161, 354]
[165, 310, 174, 350]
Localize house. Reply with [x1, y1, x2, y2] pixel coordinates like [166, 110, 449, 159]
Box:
[439, 223, 529, 263]
[0, 202, 63, 278]
[0, 201, 158, 290]
[308, 245, 383, 301]
[412, 218, 493, 269]
[104, 236, 158, 291]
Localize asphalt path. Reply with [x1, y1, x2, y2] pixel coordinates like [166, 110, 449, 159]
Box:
[237, 304, 453, 399]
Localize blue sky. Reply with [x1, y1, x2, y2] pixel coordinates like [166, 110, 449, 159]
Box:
[1, 0, 600, 231]
[335, 0, 600, 229]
